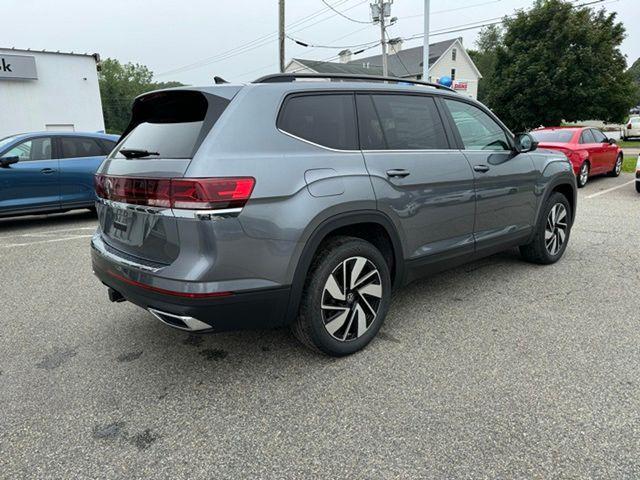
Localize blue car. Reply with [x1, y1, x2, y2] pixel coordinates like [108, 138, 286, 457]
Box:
[0, 131, 119, 218]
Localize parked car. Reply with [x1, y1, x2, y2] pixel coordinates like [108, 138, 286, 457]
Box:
[91, 74, 577, 357]
[0, 132, 118, 218]
[623, 116, 640, 140]
[530, 127, 623, 187]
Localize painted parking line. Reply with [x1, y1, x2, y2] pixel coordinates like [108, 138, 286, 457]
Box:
[0, 234, 94, 249]
[0, 227, 95, 240]
[585, 180, 635, 199]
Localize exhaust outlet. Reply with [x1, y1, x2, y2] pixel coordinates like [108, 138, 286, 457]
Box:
[148, 308, 212, 332]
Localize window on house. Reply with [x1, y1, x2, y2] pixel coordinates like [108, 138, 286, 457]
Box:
[451, 68, 456, 81]
[452, 48, 457, 61]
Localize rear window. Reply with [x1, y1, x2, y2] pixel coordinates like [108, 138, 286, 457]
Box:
[630, 117, 640, 125]
[278, 94, 358, 150]
[530, 130, 574, 143]
[114, 90, 229, 159]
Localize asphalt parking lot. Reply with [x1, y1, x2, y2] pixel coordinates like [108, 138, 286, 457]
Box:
[1, 174, 639, 479]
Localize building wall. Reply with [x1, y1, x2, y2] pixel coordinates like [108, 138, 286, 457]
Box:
[0, 49, 105, 138]
[428, 45, 479, 100]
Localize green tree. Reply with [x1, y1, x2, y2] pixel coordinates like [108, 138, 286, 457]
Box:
[467, 25, 503, 103]
[99, 58, 183, 134]
[485, 0, 638, 131]
[628, 57, 640, 104]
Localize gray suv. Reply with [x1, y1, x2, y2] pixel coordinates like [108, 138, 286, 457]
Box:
[91, 73, 577, 356]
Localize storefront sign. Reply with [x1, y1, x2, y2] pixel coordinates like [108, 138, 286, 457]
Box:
[0, 54, 37, 80]
[453, 81, 468, 91]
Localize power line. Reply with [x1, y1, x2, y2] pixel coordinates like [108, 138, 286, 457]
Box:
[320, 0, 372, 24]
[154, 0, 355, 77]
[286, 34, 380, 50]
[385, 30, 412, 76]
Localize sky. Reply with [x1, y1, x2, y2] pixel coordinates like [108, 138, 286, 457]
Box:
[3, 0, 639, 85]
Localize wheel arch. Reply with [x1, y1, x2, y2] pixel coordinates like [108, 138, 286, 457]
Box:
[284, 210, 404, 324]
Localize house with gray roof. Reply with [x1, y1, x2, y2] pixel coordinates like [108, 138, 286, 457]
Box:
[285, 37, 482, 99]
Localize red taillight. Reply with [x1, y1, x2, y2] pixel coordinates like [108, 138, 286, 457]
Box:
[95, 175, 255, 210]
[171, 178, 255, 209]
[628, 123, 633, 129]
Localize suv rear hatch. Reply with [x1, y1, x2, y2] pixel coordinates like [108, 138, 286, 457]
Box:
[95, 88, 239, 266]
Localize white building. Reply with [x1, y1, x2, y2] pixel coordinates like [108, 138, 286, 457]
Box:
[285, 38, 482, 99]
[0, 48, 105, 138]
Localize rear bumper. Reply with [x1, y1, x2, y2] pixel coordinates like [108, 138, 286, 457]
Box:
[92, 245, 291, 333]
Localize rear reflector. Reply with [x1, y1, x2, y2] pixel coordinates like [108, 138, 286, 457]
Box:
[107, 269, 233, 299]
[95, 175, 255, 210]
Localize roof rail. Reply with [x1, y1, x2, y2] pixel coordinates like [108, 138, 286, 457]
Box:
[252, 73, 456, 93]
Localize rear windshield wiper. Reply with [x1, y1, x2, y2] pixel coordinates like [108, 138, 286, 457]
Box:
[119, 148, 160, 159]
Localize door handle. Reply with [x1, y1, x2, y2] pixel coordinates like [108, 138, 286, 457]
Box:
[473, 165, 490, 173]
[386, 169, 411, 178]
[40, 168, 56, 174]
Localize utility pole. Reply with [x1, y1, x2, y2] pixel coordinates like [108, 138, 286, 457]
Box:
[279, 0, 285, 73]
[372, 0, 391, 76]
[379, 0, 388, 76]
[422, 0, 430, 80]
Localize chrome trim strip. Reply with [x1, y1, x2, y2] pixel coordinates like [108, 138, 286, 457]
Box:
[276, 131, 514, 155]
[148, 308, 212, 332]
[97, 198, 170, 215]
[97, 197, 242, 220]
[278, 128, 361, 153]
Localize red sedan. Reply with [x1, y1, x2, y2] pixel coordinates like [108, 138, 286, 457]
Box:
[531, 127, 623, 187]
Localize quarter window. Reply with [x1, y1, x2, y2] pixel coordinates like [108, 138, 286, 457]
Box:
[98, 139, 118, 155]
[357, 94, 448, 150]
[4, 138, 52, 161]
[278, 94, 358, 150]
[60, 137, 104, 159]
[444, 99, 511, 151]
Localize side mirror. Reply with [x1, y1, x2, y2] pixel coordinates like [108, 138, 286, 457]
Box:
[514, 133, 538, 153]
[0, 156, 19, 168]
[607, 138, 616, 145]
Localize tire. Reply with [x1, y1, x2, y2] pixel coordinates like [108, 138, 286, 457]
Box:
[292, 236, 391, 356]
[636, 182, 640, 194]
[608, 154, 623, 177]
[520, 192, 572, 265]
[576, 161, 589, 188]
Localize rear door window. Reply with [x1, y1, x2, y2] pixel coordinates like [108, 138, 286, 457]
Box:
[60, 137, 104, 159]
[444, 99, 511, 151]
[359, 94, 448, 150]
[278, 94, 358, 150]
[114, 90, 229, 159]
[580, 130, 596, 144]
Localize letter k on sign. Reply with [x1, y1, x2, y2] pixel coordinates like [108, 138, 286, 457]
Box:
[1, 58, 12, 72]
